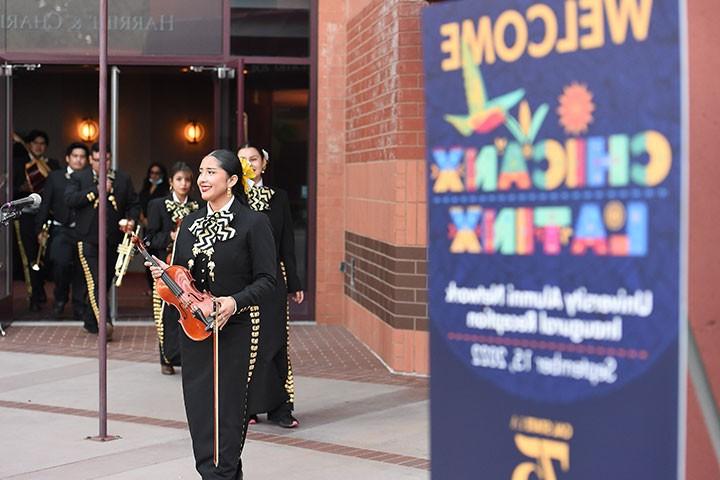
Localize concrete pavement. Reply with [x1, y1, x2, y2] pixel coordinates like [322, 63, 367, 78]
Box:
[0, 325, 429, 479]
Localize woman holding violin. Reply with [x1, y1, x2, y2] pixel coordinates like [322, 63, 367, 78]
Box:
[145, 150, 276, 480]
[145, 161, 201, 375]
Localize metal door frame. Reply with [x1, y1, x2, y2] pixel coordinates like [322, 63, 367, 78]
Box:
[0, 58, 11, 323]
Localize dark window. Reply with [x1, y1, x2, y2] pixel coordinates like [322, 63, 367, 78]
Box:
[231, 0, 310, 57]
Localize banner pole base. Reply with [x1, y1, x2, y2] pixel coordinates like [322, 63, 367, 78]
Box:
[86, 435, 121, 442]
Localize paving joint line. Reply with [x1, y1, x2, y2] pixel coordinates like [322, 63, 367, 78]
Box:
[0, 399, 429, 471]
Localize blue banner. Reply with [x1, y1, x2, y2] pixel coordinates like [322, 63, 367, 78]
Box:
[422, 0, 686, 478]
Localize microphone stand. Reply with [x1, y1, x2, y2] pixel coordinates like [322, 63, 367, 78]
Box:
[0, 202, 37, 335]
[0, 204, 23, 226]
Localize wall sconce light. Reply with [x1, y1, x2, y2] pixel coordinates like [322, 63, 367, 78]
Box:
[78, 118, 99, 142]
[183, 121, 204, 144]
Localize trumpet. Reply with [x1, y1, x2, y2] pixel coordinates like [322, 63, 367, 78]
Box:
[32, 221, 51, 272]
[114, 219, 141, 287]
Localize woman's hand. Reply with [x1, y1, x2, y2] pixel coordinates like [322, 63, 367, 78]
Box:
[289, 291, 304, 304]
[214, 296, 237, 330]
[144, 255, 168, 280]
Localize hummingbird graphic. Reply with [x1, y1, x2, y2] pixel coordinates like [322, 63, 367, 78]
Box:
[444, 43, 525, 137]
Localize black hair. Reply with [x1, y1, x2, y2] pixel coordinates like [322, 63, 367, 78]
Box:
[238, 143, 268, 162]
[25, 130, 49, 145]
[65, 142, 89, 158]
[140, 162, 169, 201]
[169, 161, 193, 179]
[145, 162, 168, 181]
[207, 149, 248, 205]
[91, 142, 111, 154]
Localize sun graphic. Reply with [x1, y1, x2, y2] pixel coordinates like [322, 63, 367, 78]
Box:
[557, 83, 595, 135]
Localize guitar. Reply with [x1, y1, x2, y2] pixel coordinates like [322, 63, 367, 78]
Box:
[23, 155, 51, 193]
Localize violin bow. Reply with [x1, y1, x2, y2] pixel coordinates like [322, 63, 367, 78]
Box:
[213, 300, 220, 468]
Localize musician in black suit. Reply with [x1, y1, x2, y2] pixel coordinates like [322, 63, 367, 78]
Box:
[34, 142, 90, 320]
[239, 144, 304, 429]
[65, 143, 140, 340]
[12, 130, 60, 311]
[146, 149, 276, 480]
[145, 162, 200, 374]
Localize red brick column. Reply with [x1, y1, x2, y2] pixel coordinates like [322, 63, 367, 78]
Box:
[688, 0, 720, 477]
[316, 1, 352, 325]
[342, 0, 428, 374]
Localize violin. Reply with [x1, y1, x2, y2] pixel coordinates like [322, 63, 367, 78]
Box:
[132, 234, 215, 341]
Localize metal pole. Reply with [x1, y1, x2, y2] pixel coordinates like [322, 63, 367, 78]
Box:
[307, 0, 319, 322]
[110, 66, 119, 323]
[86, 5, 117, 443]
[689, 326, 720, 468]
[213, 77, 221, 148]
[236, 59, 244, 146]
[3, 66, 13, 331]
[96, 0, 110, 440]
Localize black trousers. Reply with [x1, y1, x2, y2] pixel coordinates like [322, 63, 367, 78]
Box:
[48, 226, 86, 319]
[153, 286, 182, 367]
[248, 264, 294, 417]
[77, 241, 117, 330]
[12, 214, 45, 304]
[181, 313, 258, 480]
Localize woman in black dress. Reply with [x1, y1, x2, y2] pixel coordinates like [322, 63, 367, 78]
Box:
[238, 144, 304, 428]
[139, 162, 169, 294]
[139, 162, 169, 218]
[145, 162, 200, 375]
[146, 150, 276, 479]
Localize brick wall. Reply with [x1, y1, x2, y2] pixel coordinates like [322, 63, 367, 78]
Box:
[688, 0, 720, 477]
[341, 0, 429, 374]
[315, 1, 353, 324]
[345, 0, 427, 247]
[344, 232, 427, 331]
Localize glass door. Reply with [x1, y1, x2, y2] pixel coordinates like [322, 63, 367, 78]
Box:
[243, 63, 311, 320]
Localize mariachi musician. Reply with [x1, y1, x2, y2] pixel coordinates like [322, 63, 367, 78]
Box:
[34, 142, 90, 320]
[145, 161, 200, 375]
[12, 130, 60, 312]
[239, 144, 303, 429]
[65, 143, 139, 340]
[146, 149, 276, 479]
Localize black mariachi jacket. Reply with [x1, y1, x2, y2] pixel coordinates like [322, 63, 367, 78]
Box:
[248, 186, 302, 293]
[64, 167, 140, 246]
[172, 198, 277, 320]
[35, 168, 78, 234]
[145, 194, 201, 256]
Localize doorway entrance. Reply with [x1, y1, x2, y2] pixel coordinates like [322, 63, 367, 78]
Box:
[5, 62, 312, 321]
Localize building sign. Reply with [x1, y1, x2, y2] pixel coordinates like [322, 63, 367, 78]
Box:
[0, 0, 222, 56]
[422, 0, 686, 478]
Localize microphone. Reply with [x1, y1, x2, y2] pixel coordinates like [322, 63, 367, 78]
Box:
[3, 193, 42, 211]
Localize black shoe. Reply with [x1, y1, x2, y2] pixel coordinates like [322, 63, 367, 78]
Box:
[268, 412, 299, 429]
[52, 302, 65, 318]
[83, 324, 98, 334]
[161, 364, 175, 375]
